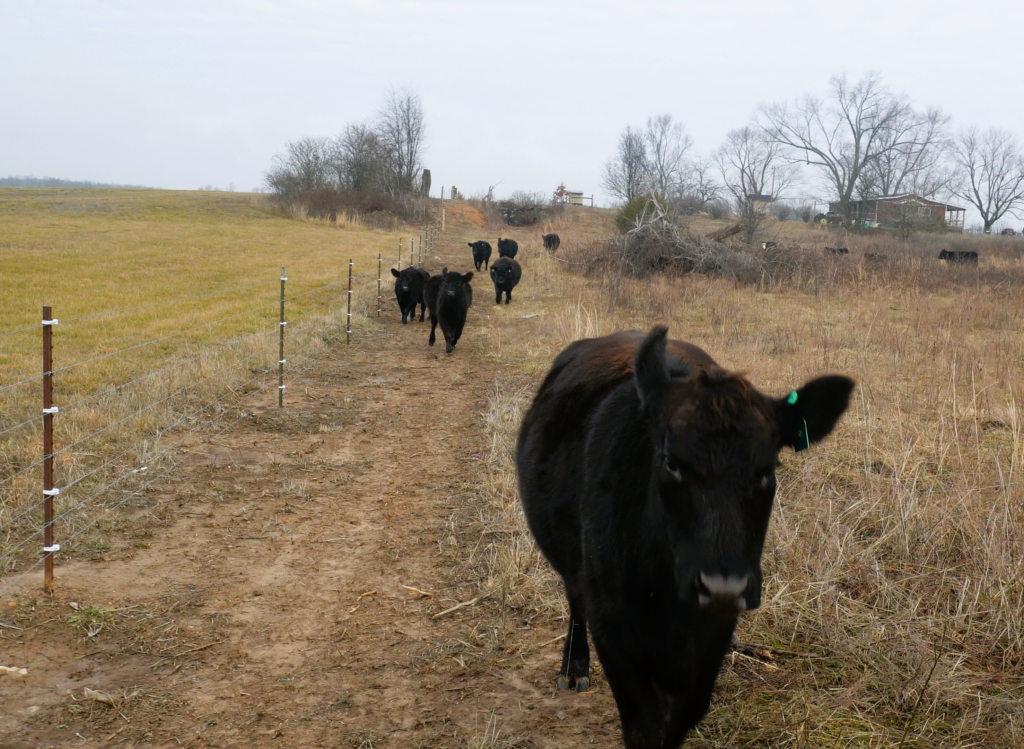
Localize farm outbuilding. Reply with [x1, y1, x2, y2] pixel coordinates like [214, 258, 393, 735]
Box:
[831, 194, 966, 232]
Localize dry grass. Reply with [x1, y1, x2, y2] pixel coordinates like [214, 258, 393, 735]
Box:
[465, 206, 1024, 746]
[0, 187, 415, 578]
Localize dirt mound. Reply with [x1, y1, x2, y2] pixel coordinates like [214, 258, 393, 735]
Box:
[444, 201, 487, 228]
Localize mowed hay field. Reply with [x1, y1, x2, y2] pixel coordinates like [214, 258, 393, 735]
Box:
[2, 190, 1023, 748]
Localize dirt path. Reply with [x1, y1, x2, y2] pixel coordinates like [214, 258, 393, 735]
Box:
[1, 235, 622, 747]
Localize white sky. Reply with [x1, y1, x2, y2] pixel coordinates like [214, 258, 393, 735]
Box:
[2, 0, 1022, 217]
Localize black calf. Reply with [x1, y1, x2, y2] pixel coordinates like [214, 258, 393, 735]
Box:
[939, 249, 979, 264]
[542, 233, 561, 252]
[425, 268, 474, 353]
[497, 237, 519, 259]
[468, 241, 492, 270]
[390, 267, 429, 324]
[489, 257, 522, 304]
[824, 246, 849, 255]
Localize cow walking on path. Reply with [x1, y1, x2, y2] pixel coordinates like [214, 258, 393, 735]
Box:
[516, 326, 854, 748]
[425, 268, 473, 353]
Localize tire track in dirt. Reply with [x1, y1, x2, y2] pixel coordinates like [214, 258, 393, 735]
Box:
[2, 244, 622, 747]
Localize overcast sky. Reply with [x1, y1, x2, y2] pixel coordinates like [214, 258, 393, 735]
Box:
[2, 1, 1022, 213]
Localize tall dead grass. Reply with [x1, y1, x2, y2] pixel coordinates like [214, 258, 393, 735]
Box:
[475, 219, 1024, 745]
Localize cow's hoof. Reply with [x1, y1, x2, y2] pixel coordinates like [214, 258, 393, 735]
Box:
[557, 675, 570, 691]
[574, 677, 590, 692]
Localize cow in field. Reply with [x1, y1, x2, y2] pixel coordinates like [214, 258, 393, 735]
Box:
[863, 252, 886, 261]
[824, 246, 849, 255]
[542, 233, 561, 252]
[939, 249, 979, 264]
[425, 268, 473, 353]
[468, 240, 492, 271]
[390, 266, 429, 324]
[761, 241, 778, 250]
[516, 326, 854, 748]
[497, 237, 519, 259]
[489, 257, 522, 304]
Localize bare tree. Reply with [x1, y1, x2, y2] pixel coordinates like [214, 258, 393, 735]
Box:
[602, 125, 649, 203]
[334, 122, 385, 192]
[760, 73, 918, 219]
[950, 127, 1024, 233]
[684, 155, 721, 210]
[376, 87, 426, 195]
[715, 126, 796, 244]
[264, 136, 334, 202]
[643, 115, 692, 200]
[858, 106, 950, 199]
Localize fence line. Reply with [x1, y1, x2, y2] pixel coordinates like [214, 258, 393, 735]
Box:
[0, 265, 358, 594]
[0, 365, 280, 601]
[0, 284, 352, 554]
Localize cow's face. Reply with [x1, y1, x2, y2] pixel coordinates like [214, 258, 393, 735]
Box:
[490, 263, 511, 285]
[440, 269, 473, 298]
[634, 326, 853, 619]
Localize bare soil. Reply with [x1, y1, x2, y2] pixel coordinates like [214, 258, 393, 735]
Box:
[1, 261, 621, 748]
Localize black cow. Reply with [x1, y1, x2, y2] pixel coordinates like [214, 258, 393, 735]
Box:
[761, 241, 778, 250]
[468, 240, 492, 271]
[497, 237, 519, 259]
[542, 233, 561, 252]
[824, 246, 849, 255]
[516, 327, 853, 748]
[390, 266, 429, 324]
[489, 257, 522, 305]
[863, 252, 886, 261]
[939, 249, 979, 264]
[425, 268, 473, 353]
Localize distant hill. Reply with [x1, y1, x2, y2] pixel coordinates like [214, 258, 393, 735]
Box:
[0, 176, 153, 189]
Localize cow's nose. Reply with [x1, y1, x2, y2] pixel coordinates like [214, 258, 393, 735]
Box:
[697, 572, 749, 617]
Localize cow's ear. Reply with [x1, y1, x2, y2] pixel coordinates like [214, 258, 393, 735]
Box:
[777, 376, 855, 451]
[462, 272, 474, 283]
[441, 267, 448, 279]
[468, 243, 473, 248]
[634, 326, 670, 413]
[390, 268, 400, 278]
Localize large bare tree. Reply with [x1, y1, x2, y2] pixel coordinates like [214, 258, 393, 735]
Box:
[602, 125, 650, 203]
[950, 127, 1024, 233]
[643, 114, 692, 200]
[376, 87, 426, 195]
[715, 126, 795, 244]
[760, 73, 920, 218]
[857, 106, 950, 199]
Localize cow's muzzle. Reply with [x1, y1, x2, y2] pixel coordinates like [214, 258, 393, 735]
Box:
[696, 572, 752, 618]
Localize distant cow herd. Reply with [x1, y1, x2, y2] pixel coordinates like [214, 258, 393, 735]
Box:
[392, 234, 558, 354]
[821, 247, 980, 264]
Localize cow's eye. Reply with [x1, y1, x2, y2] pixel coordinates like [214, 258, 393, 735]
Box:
[664, 456, 683, 482]
[756, 468, 775, 490]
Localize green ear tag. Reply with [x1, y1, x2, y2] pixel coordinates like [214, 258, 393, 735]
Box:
[787, 391, 799, 405]
[795, 419, 810, 452]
